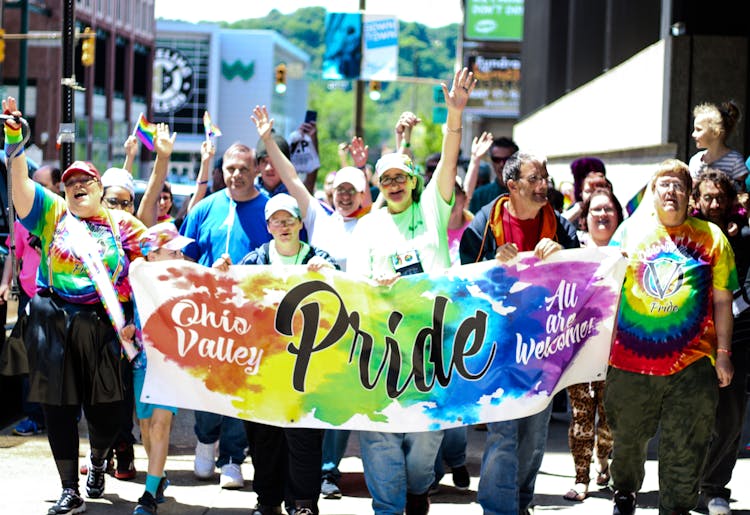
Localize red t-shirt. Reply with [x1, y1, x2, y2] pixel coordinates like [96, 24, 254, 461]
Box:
[502, 210, 541, 251]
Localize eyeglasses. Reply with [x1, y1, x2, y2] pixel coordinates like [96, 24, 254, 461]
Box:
[491, 156, 509, 164]
[655, 180, 686, 193]
[380, 174, 410, 187]
[334, 186, 358, 196]
[103, 197, 134, 209]
[64, 177, 97, 189]
[700, 194, 727, 204]
[267, 217, 298, 228]
[589, 206, 616, 215]
[518, 174, 548, 185]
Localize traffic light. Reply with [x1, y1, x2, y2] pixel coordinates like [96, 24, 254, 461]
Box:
[81, 27, 95, 67]
[275, 63, 287, 94]
[369, 80, 382, 101]
[0, 29, 5, 64]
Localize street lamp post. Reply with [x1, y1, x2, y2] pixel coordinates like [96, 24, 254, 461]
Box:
[60, 0, 75, 169]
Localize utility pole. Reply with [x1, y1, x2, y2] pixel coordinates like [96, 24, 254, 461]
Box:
[60, 0, 75, 169]
[353, 0, 365, 138]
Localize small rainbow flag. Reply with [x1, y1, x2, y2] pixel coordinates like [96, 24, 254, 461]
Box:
[203, 110, 222, 140]
[134, 113, 156, 151]
[625, 184, 646, 216]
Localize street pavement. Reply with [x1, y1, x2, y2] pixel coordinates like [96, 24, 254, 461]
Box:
[3, 408, 750, 514]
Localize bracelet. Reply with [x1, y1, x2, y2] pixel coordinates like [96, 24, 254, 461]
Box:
[197, 180, 209, 185]
[717, 348, 732, 356]
[401, 141, 411, 148]
[446, 126, 463, 133]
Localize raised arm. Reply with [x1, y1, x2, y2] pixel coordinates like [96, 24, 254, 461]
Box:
[122, 135, 139, 174]
[348, 136, 372, 207]
[251, 105, 313, 216]
[3, 97, 35, 219]
[187, 140, 215, 213]
[395, 111, 420, 159]
[299, 120, 320, 194]
[464, 131, 493, 202]
[137, 122, 175, 226]
[434, 68, 476, 203]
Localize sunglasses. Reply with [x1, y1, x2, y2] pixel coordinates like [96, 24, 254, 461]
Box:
[64, 177, 97, 188]
[491, 156, 509, 164]
[104, 197, 134, 209]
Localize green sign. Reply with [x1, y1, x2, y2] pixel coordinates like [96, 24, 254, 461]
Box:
[222, 60, 255, 81]
[465, 0, 524, 41]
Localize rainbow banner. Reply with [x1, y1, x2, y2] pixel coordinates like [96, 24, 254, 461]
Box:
[625, 184, 647, 216]
[203, 110, 222, 140]
[130, 247, 627, 432]
[134, 113, 157, 151]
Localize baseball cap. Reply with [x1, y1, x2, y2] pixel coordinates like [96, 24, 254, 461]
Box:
[61, 161, 101, 183]
[140, 222, 194, 257]
[101, 167, 135, 197]
[332, 166, 366, 192]
[264, 193, 300, 221]
[375, 153, 416, 177]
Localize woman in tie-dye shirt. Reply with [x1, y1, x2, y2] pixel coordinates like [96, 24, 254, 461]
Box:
[604, 159, 737, 515]
[4, 97, 147, 514]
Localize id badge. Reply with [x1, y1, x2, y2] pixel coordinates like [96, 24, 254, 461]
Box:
[391, 249, 424, 276]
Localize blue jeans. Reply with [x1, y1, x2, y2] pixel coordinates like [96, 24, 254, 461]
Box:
[359, 430, 444, 515]
[194, 411, 247, 467]
[434, 426, 467, 481]
[321, 429, 351, 480]
[477, 404, 552, 515]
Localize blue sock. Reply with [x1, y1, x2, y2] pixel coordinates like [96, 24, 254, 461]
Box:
[145, 474, 162, 496]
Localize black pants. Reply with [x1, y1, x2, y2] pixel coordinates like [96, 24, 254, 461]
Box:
[701, 342, 749, 500]
[43, 402, 124, 490]
[246, 421, 323, 512]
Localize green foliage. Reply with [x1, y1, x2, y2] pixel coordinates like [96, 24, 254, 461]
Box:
[220, 8, 459, 181]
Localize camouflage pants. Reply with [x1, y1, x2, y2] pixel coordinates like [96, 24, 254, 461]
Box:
[567, 381, 613, 484]
[604, 358, 718, 515]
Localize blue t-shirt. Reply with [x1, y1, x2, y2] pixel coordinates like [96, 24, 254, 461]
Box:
[180, 189, 271, 265]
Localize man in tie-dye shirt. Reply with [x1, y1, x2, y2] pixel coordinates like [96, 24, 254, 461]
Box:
[604, 159, 737, 515]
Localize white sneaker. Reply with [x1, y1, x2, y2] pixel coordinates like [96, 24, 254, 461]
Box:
[708, 497, 731, 515]
[220, 462, 244, 489]
[194, 441, 216, 479]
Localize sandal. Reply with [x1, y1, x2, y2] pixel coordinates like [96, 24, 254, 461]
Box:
[563, 483, 588, 502]
[596, 466, 611, 486]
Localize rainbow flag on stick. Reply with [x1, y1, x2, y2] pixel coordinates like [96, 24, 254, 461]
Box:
[133, 113, 157, 151]
[203, 110, 222, 141]
[625, 184, 646, 216]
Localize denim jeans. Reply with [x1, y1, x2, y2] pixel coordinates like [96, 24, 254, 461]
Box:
[194, 411, 247, 467]
[321, 429, 351, 480]
[359, 430, 444, 515]
[434, 426, 467, 481]
[477, 404, 552, 515]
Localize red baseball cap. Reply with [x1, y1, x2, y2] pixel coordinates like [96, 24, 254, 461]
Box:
[61, 161, 101, 183]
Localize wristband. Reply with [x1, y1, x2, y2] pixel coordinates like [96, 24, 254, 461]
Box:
[400, 140, 411, 148]
[717, 348, 732, 356]
[197, 180, 209, 185]
[4, 124, 22, 144]
[446, 126, 463, 133]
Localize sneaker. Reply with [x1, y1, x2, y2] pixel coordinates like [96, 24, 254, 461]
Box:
[114, 443, 137, 480]
[708, 497, 731, 515]
[321, 477, 342, 499]
[451, 465, 470, 490]
[155, 473, 169, 504]
[85, 458, 107, 498]
[613, 490, 636, 515]
[47, 488, 86, 514]
[133, 491, 158, 515]
[13, 417, 44, 436]
[219, 462, 244, 489]
[193, 441, 216, 479]
[292, 509, 314, 515]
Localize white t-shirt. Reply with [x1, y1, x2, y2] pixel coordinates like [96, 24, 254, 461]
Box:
[304, 199, 359, 271]
[348, 180, 453, 278]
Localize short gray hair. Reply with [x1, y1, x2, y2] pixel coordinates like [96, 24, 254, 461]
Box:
[502, 151, 547, 184]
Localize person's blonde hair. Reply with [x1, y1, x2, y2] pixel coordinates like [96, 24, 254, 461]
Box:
[693, 101, 742, 142]
[650, 158, 692, 195]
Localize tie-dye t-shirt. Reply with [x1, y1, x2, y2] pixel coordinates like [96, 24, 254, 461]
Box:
[608, 215, 738, 375]
[20, 183, 146, 304]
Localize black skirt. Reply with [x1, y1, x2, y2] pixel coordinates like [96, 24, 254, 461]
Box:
[25, 290, 133, 406]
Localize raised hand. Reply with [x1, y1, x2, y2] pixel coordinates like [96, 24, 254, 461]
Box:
[348, 136, 369, 168]
[2, 96, 22, 130]
[200, 139, 216, 163]
[442, 67, 476, 111]
[154, 123, 176, 158]
[124, 135, 138, 159]
[471, 131, 494, 159]
[251, 105, 274, 140]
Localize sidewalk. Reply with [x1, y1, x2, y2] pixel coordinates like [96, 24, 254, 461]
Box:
[3, 408, 750, 514]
